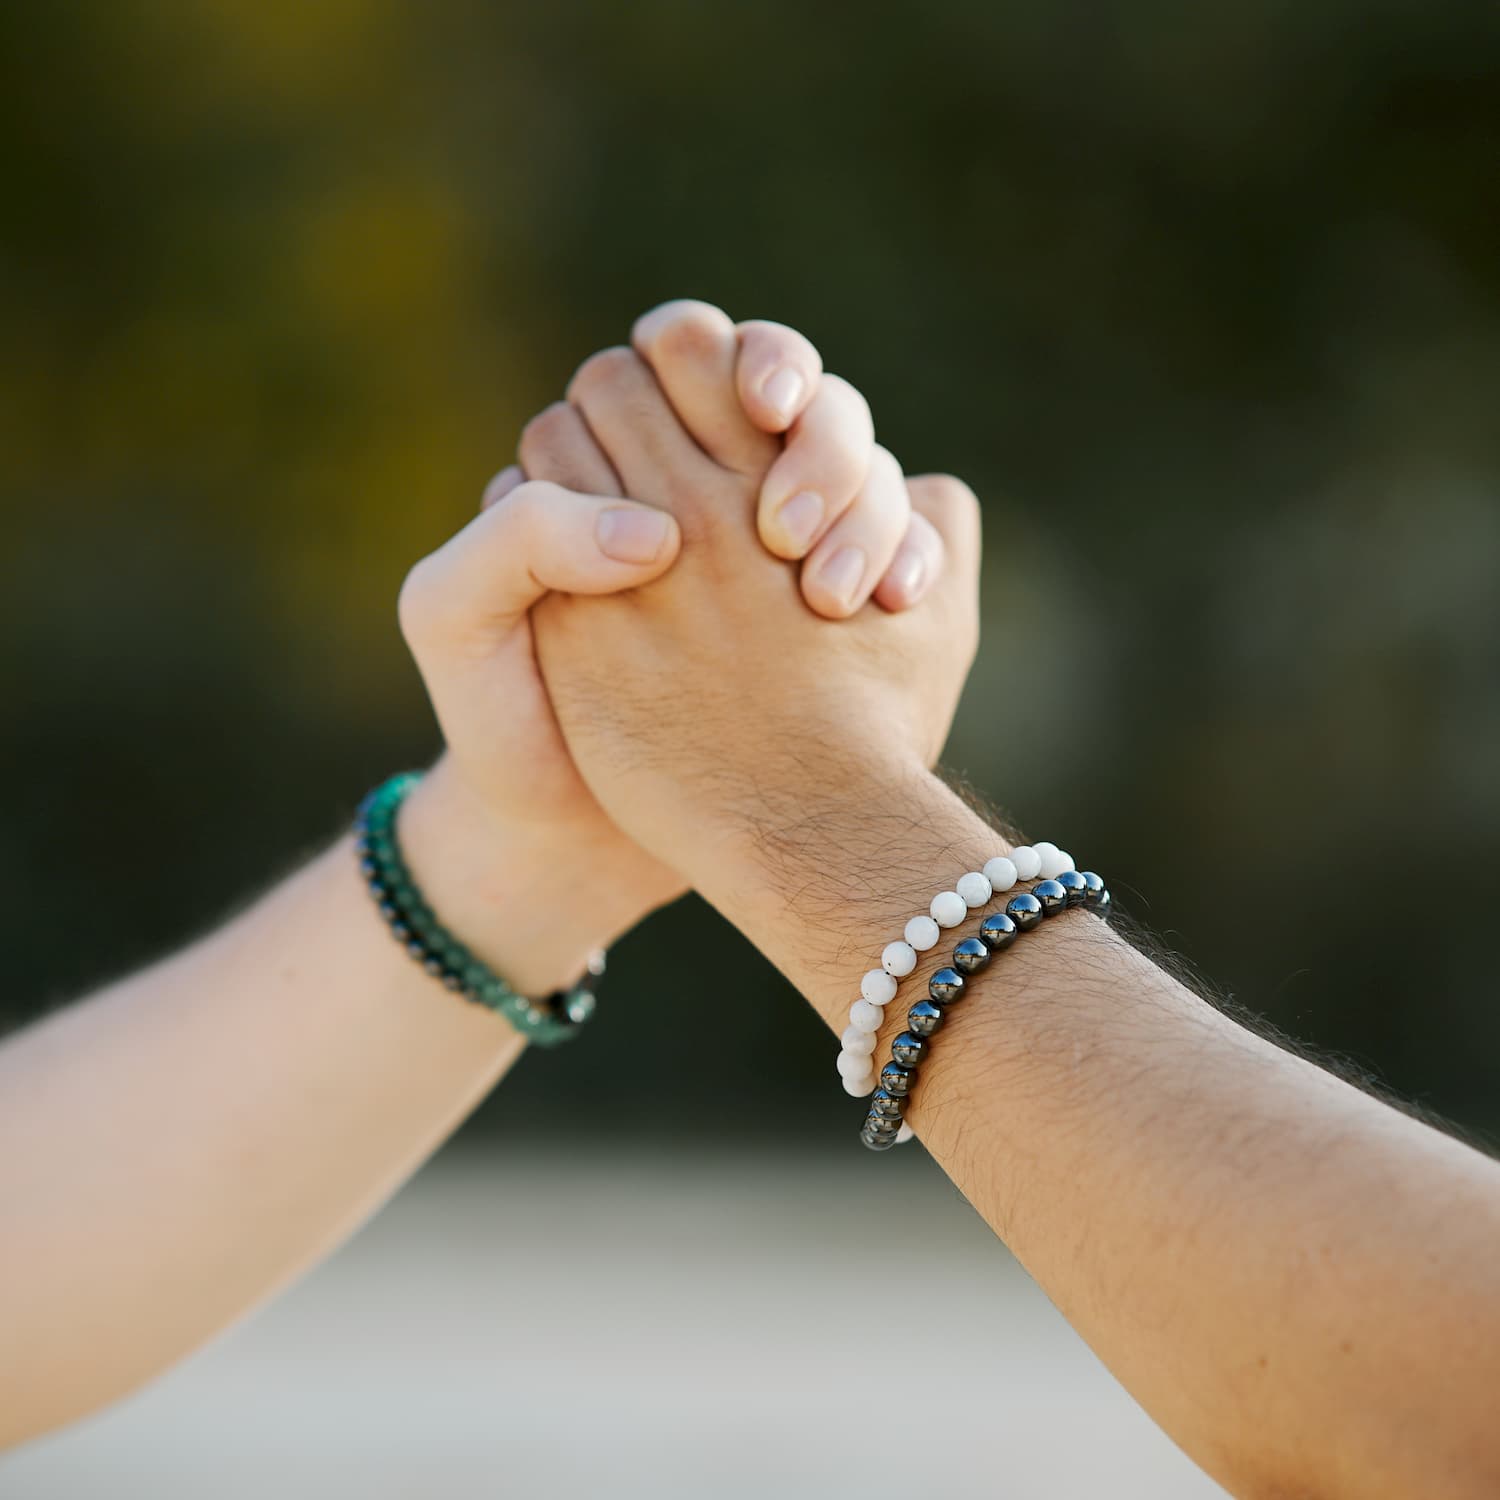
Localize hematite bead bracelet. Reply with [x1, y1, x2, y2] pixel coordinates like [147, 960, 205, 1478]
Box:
[837, 841, 1080, 1101]
[858, 872, 1113, 1151]
[355, 773, 600, 1046]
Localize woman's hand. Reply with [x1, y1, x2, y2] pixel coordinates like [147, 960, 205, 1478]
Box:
[397, 303, 950, 978]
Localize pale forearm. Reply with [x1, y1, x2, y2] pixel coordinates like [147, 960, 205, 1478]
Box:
[0, 763, 649, 1447]
[697, 765, 1500, 1499]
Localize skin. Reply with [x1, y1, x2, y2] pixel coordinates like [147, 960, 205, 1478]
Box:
[525, 362, 1500, 1499]
[4, 300, 1497, 1495]
[0, 304, 943, 1448]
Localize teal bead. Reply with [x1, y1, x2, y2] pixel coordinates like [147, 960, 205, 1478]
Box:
[355, 771, 597, 1046]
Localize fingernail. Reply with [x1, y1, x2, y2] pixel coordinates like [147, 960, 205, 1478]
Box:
[762, 367, 805, 423]
[596, 506, 671, 564]
[816, 545, 867, 608]
[886, 544, 926, 603]
[774, 491, 824, 553]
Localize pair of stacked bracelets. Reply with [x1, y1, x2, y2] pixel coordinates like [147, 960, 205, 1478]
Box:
[859, 866, 1111, 1150]
[836, 843, 1110, 1140]
[356, 772, 601, 1046]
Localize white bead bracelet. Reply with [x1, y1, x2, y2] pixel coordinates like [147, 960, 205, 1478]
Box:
[835, 842, 1076, 1103]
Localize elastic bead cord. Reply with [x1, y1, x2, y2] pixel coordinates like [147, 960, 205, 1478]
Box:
[834, 842, 1077, 1099]
[355, 773, 600, 1047]
[858, 871, 1113, 1150]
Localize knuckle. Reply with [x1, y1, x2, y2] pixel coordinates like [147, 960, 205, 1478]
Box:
[503, 479, 552, 535]
[396, 554, 444, 644]
[567, 345, 642, 403]
[924, 472, 979, 514]
[820, 373, 873, 429]
[635, 298, 735, 364]
[740, 318, 820, 369]
[517, 402, 575, 465]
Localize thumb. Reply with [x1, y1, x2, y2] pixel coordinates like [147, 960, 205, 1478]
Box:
[400, 480, 681, 644]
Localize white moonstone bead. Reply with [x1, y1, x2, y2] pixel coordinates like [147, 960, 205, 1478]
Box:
[837, 1047, 873, 1080]
[1009, 845, 1042, 881]
[904, 915, 942, 951]
[896, 1121, 915, 1144]
[860, 968, 898, 1005]
[930, 890, 967, 928]
[982, 855, 1018, 892]
[1036, 844, 1072, 878]
[841, 1024, 877, 1055]
[955, 871, 992, 907]
[849, 999, 883, 1033]
[842, 1071, 875, 1097]
[881, 940, 918, 977]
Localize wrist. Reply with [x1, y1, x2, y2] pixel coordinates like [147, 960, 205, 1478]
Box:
[396, 757, 672, 996]
[693, 757, 998, 1030]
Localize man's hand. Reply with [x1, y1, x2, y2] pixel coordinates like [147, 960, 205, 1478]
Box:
[396, 304, 943, 982]
[523, 318, 982, 886]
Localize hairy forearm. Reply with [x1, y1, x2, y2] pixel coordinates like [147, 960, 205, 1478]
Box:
[695, 764, 1500, 1499]
[0, 762, 649, 1448]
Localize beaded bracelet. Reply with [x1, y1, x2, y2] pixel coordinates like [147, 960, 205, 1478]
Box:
[355, 773, 601, 1046]
[836, 841, 1077, 1105]
[860, 869, 1112, 1151]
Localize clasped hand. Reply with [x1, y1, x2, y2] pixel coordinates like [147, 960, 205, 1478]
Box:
[398, 300, 980, 968]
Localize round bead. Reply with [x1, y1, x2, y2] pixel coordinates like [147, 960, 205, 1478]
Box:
[1006, 891, 1045, 931]
[1009, 845, 1042, 881]
[906, 999, 945, 1037]
[891, 1030, 928, 1068]
[929, 967, 966, 1004]
[896, 1121, 915, 1145]
[842, 1071, 876, 1097]
[951, 936, 991, 975]
[869, 1088, 904, 1119]
[1036, 844, 1074, 879]
[955, 871, 992, 907]
[1057, 869, 1089, 906]
[861, 1129, 898, 1151]
[864, 1107, 901, 1133]
[982, 855, 1018, 892]
[849, 999, 883, 1032]
[841, 1024, 877, 1055]
[1033, 878, 1068, 915]
[837, 1048, 874, 1080]
[929, 890, 967, 928]
[904, 915, 942, 951]
[880, 1061, 915, 1097]
[881, 940, 918, 978]
[979, 910, 1018, 951]
[1095, 887, 1113, 916]
[861, 968, 899, 1005]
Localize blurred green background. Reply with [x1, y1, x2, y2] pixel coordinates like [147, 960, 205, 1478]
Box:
[3, 0, 1498, 1143]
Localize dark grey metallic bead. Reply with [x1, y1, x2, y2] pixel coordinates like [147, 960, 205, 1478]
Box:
[1033, 878, 1068, 915]
[880, 1061, 915, 1097]
[1057, 868, 1089, 907]
[1006, 891, 1045, 931]
[951, 936, 991, 975]
[864, 1108, 901, 1134]
[906, 999, 945, 1038]
[890, 1030, 928, 1069]
[861, 1128, 898, 1151]
[869, 1088, 904, 1120]
[1081, 871, 1106, 902]
[1095, 887, 1112, 917]
[979, 910, 1018, 951]
[929, 967, 966, 1004]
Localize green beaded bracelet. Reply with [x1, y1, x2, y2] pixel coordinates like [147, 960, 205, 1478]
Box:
[355, 772, 599, 1046]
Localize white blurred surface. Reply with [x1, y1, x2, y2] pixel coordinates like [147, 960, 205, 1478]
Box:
[5, 1147, 1225, 1498]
